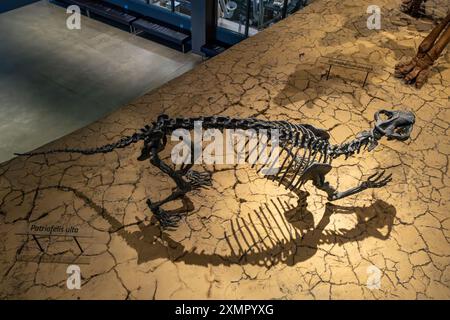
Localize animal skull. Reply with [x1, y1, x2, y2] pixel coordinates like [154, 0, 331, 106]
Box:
[373, 110, 415, 141]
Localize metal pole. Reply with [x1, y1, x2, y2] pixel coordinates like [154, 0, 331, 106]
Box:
[245, 0, 251, 37]
[282, 0, 288, 18]
[258, 0, 263, 28]
[191, 0, 217, 54]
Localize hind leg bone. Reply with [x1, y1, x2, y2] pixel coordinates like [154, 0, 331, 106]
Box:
[147, 145, 193, 229]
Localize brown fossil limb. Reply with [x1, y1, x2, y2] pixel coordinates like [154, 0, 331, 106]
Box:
[400, 0, 426, 17]
[395, 12, 450, 88]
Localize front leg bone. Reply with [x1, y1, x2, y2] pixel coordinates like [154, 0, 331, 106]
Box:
[314, 170, 392, 201]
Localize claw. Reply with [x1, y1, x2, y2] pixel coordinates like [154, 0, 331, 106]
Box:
[153, 207, 182, 229]
[377, 173, 392, 186]
[147, 199, 184, 229]
[363, 170, 392, 189]
[367, 171, 379, 181]
[371, 170, 385, 182]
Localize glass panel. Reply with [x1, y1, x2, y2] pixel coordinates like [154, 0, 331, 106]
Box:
[285, 0, 308, 16]
[134, 0, 191, 15]
[174, 0, 192, 17]
[257, 0, 284, 29]
[145, 0, 173, 11]
[217, 1, 308, 36]
[217, 0, 258, 36]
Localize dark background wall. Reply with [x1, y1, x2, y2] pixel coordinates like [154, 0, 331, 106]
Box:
[0, 0, 40, 13]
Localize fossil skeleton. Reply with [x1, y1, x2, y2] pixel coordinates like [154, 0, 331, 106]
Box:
[395, 11, 450, 88]
[16, 110, 415, 229]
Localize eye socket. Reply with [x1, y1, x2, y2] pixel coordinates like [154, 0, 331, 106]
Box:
[378, 112, 393, 122]
[375, 110, 395, 123]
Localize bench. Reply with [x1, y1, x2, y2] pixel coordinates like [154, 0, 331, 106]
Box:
[64, 0, 137, 32]
[132, 19, 191, 53]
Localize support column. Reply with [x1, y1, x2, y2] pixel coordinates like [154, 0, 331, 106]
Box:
[191, 0, 217, 54]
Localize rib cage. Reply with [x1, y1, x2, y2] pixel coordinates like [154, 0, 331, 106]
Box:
[159, 116, 333, 190]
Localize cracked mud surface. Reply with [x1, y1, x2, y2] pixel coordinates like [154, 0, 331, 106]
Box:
[1, 0, 449, 299]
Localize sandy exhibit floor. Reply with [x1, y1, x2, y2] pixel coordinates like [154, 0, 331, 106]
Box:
[0, 0, 449, 299]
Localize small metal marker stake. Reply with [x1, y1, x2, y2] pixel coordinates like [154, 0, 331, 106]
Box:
[323, 57, 373, 87]
[32, 234, 44, 252]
